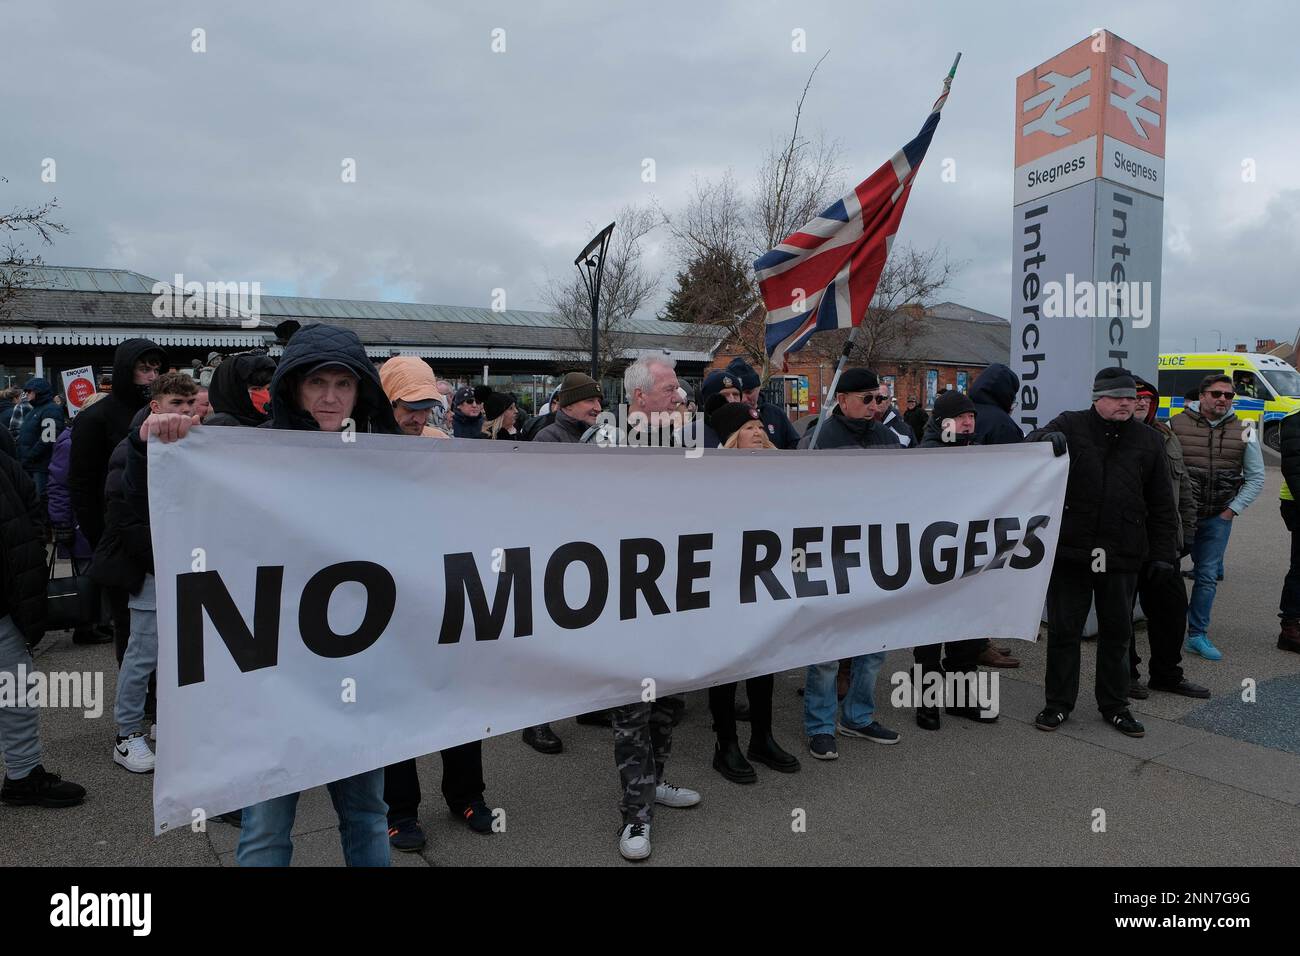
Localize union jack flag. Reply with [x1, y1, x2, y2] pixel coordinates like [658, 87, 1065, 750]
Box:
[756, 61, 957, 370]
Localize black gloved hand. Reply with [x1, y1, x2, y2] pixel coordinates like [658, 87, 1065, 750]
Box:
[1034, 431, 1068, 457]
[1145, 560, 1175, 580]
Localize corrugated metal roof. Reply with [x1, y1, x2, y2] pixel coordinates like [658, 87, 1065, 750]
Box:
[8, 265, 711, 338]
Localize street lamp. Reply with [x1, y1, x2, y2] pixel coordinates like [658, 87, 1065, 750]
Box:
[575, 222, 615, 383]
[1209, 328, 1223, 351]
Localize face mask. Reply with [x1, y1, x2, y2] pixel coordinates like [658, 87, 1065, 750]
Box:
[249, 387, 271, 413]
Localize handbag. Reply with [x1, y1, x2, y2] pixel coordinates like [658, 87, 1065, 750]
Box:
[46, 540, 100, 630]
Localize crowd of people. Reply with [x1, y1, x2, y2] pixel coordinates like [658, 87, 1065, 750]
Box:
[0, 323, 1294, 865]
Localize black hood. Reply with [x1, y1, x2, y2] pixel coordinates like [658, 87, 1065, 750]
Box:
[111, 338, 166, 412]
[267, 323, 398, 434]
[969, 363, 1018, 413]
[209, 352, 276, 426]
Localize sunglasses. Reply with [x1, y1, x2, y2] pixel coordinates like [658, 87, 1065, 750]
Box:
[1204, 390, 1235, 400]
[868, 395, 890, 404]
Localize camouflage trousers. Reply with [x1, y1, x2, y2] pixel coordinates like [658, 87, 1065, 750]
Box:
[612, 700, 674, 825]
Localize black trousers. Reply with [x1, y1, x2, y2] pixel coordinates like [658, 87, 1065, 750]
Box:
[383, 741, 485, 825]
[1280, 501, 1300, 620]
[1045, 562, 1136, 719]
[709, 674, 773, 743]
[1130, 565, 1186, 685]
[913, 638, 983, 685]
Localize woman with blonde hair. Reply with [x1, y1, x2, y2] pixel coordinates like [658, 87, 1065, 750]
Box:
[483, 391, 523, 440]
[705, 401, 800, 783]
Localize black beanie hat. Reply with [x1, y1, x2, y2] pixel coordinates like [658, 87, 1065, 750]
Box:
[485, 391, 516, 421]
[708, 400, 761, 444]
[726, 357, 761, 391]
[1092, 366, 1137, 400]
[932, 390, 977, 421]
[835, 368, 879, 395]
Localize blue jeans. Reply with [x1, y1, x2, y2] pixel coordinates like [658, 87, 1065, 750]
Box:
[114, 575, 156, 737]
[0, 615, 42, 779]
[1188, 515, 1233, 639]
[236, 768, 390, 867]
[803, 653, 885, 737]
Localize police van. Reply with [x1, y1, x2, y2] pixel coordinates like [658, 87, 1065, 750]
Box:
[1156, 352, 1300, 451]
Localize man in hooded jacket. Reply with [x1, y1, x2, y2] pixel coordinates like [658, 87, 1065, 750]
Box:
[968, 364, 1024, 446]
[134, 323, 398, 866]
[68, 339, 164, 548]
[16, 377, 66, 500]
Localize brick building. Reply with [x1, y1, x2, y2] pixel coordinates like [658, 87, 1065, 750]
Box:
[711, 301, 1011, 415]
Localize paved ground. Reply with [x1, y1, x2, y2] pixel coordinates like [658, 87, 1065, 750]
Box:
[4, 462, 1298, 867]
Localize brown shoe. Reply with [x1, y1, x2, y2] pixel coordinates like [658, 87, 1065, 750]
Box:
[978, 646, 1021, 668]
[1279, 619, 1300, 654]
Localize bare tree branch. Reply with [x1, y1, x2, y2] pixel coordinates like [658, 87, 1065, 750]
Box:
[545, 203, 661, 380]
[0, 176, 69, 322]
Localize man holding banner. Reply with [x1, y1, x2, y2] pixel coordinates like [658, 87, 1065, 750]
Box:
[136, 323, 400, 866]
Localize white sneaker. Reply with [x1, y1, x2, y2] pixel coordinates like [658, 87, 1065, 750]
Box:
[618, 822, 652, 861]
[113, 733, 155, 774]
[655, 781, 701, 808]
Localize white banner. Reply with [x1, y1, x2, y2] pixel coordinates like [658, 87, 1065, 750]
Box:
[148, 429, 1067, 834]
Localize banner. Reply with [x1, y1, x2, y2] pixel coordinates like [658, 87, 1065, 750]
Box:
[59, 366, 97, 417]
[148, 429, 1067, 833]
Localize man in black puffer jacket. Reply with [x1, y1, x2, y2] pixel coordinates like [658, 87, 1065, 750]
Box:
[134, 322, 397, 866]
[0, 445, 87, 808]
[968, 363, 1024, 446]
[1027, 367, 1178, 740]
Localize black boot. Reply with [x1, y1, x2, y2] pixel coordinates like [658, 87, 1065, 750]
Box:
[944, 704, 998, 724]
[521, 723, 563, 754]
[746, 732, 800, 773]
[916, 706, 941, 731]
[712, 739, 757, 784]
[72, 625, 113, 645]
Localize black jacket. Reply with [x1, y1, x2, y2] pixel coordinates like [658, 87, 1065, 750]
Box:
[798, 408, 902, 450]
[903, 405, 928, 440]
[1282, 411, 1300, 501]
[68, 338, 163, 546]
[205, 351, 275, 428]
[0, 448, 48, 646]
[919, 417, 981, 448]
[1029, 408, 1177, 572]
[757, 400, 800, 450]
[451, 411, 487, 439]
[88, 408, 154, 595]
[969, 364, 1024, 446]
[533, 409, 589, 443]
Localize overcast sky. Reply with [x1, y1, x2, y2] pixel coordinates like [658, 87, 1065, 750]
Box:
[2, 0, 1295, 353]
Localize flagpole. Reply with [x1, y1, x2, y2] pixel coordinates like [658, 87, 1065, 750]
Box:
[805, 52, 959, 451]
